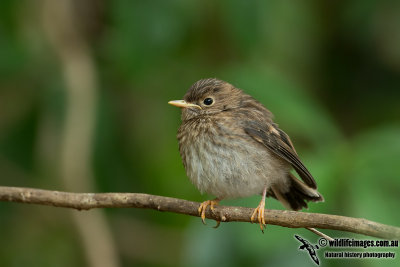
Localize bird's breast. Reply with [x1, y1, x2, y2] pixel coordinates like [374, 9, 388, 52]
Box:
[177, 118, 289, 199]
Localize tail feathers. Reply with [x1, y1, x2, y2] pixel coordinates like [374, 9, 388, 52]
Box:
[271, 173, 324, 211]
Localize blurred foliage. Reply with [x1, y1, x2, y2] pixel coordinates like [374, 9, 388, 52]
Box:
[0, 0, 399, 266]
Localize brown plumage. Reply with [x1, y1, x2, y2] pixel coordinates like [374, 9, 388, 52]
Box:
[169, 78, 323, 229]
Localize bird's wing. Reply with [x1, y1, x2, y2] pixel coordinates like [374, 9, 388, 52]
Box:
[244, 121, 317, 189]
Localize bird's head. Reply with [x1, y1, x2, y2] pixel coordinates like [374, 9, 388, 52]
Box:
[168, 78, 243, 121]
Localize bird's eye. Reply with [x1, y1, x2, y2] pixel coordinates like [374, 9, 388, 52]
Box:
[203, 98, 214, 106]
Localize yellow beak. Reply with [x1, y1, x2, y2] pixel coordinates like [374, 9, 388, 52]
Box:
[168, 100, 202, 109]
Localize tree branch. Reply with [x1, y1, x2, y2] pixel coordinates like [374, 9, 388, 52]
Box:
[1, 186, 399, 240]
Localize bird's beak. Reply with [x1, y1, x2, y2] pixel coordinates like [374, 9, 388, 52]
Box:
[168, 100, 202, 109]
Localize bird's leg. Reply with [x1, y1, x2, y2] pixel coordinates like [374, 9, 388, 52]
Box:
[198, 198, 220, 225]
[251, 187, 267, 232]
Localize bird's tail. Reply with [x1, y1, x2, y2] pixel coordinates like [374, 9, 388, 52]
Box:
[271, 173, 333, 241]
[271, 173, 323, 211]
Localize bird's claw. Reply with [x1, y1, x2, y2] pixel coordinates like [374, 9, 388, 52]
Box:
[198, 199, 220, 225]
[251, 201, 266, 232]
[213, 220, 221, 228]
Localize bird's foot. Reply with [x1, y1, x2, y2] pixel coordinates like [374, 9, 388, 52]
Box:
[198, 199, 220, 225]
[251, 196, 266, 232]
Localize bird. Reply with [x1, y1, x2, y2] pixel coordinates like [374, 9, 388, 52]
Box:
[168, 78, 324, 231]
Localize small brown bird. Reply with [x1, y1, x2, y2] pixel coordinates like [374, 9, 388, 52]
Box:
[169, 78, 323, 230]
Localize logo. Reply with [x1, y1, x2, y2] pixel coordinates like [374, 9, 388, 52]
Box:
[294, 235, 320, 265]
[294, 235, 398, 264]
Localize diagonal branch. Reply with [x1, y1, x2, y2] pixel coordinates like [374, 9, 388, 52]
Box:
[0, 186, 399, 240]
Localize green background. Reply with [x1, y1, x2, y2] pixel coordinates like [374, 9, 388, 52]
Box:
[0, 1, 399, 266]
